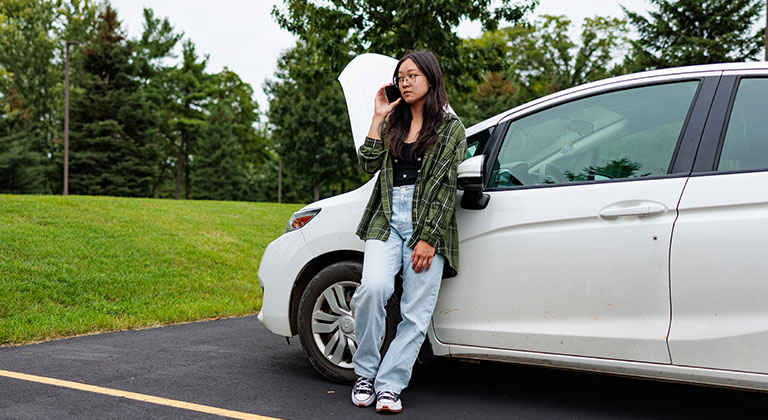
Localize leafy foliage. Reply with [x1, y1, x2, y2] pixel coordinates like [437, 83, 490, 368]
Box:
[272, 0, 537, 93]
[0, 115, 47, 193]
[266, 41, 362, 202]
[457, 15, 631, 126]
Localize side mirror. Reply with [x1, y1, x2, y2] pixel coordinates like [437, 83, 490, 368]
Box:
[458, 155, 489, 210]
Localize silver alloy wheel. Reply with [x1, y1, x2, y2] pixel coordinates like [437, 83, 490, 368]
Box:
[310, 280, 359, 368]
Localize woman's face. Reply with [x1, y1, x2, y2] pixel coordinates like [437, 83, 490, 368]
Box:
[397, 58, 430, 106]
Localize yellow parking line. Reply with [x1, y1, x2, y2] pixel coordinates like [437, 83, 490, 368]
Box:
[0, 369, 283, 420]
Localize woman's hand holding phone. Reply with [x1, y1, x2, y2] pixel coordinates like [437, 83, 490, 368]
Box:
[374, 83, 400, 117]
[368, 84, 401, 139]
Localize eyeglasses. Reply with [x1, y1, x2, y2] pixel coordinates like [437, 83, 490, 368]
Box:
[394, 73, 422, 87]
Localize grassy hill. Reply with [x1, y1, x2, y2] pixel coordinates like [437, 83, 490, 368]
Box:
[0, 195, 303, 345]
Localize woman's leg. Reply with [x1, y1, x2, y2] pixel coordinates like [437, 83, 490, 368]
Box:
[351, 233, 403, 380]
[373, 249, 444, 394]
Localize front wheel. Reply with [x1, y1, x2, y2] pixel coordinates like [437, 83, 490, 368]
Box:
[297, 260, 399, 384]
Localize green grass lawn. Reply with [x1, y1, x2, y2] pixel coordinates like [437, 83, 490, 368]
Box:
[0, 195, 303, 345]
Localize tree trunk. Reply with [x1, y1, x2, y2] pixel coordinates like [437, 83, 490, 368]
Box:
[314, 180, 320, 202]
[175, 140, 182, 200]
[184, 150, 190, 199]
[278, 159, 282, 204]
[183, 130, 190, 200]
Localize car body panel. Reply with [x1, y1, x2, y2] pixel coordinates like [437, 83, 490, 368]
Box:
[257, 180, 374, 337]
[257, 230, 315, 336]
[301, 179, 372, 257]
[444, 342, 768, 392]
[433, 177, 685, 363]
[669, 171, 768, 374]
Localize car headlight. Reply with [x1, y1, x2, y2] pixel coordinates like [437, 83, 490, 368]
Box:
[285, 208, 321, 233]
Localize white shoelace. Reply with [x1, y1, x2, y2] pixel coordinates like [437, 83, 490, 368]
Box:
[377, 391, 398, 402]
[354, 378, 374, 395]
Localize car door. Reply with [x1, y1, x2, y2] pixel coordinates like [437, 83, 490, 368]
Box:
[432, 75, 718, 363]
[668, 74, 768, 374]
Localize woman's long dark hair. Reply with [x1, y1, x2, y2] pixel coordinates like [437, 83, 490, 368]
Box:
[387, 50, 449, 159]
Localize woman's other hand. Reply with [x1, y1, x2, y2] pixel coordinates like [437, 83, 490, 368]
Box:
[411, 240, 435, 273]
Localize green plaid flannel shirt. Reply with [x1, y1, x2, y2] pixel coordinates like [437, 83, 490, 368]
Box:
[355, 114, 467, 277]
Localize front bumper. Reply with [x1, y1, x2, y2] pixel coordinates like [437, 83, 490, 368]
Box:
[257, 230, 314, 337]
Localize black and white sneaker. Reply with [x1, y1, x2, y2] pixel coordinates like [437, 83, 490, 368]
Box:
[375, 391, 402, 413]
[351, 377, 375, 407]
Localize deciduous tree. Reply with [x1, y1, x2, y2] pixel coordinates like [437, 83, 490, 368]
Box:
[266, 41, 360, 202]
[457, 15, 630, 126]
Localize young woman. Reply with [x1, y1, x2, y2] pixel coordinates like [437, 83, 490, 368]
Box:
[350, 50, 466, 414]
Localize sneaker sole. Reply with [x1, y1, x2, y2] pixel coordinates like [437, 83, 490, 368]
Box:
[352, 396, 375, 407]
[376, 404, 402, 413]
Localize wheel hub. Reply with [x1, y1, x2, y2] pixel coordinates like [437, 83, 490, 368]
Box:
[339, 315, 355, 334]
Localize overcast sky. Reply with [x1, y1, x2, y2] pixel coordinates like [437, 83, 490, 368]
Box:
[109, 0, 650, 112]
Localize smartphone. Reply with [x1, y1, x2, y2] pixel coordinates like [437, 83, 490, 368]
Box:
[385, 84, 401, 103]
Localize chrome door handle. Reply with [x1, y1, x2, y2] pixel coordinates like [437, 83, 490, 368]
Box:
[599, 201, 667, 219]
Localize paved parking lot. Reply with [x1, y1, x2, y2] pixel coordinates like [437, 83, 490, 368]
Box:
[1, 315, 766, 419]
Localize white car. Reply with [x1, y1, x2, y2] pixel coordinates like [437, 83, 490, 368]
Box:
[258, 54, 768, 392]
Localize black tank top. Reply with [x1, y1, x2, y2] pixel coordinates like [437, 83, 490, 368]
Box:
[393, 142, 423, 186]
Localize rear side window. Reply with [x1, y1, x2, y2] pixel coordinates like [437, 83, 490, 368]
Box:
[488, 81, 699, 189]
[717, 78, 768, 172]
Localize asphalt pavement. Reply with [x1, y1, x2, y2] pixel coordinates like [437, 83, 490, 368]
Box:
[0, 315, 766, 420]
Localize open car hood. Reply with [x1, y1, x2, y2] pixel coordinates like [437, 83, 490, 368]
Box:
[338, 53, 399, 151]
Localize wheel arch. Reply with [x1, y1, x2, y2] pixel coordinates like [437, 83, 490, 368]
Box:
[288, 250, 364, 336]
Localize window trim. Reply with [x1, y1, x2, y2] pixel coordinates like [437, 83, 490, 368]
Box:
[691, 75, 740, 173]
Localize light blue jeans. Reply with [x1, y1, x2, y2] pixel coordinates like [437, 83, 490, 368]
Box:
[351, 185, 445, 394]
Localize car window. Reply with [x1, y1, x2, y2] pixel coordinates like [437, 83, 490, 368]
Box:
[488, 81, 700, 188]
[466, 127, 492, 159]
[717, 78, 768, 172]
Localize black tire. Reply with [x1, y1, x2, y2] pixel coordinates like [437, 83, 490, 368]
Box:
[297, 260, 400, 384]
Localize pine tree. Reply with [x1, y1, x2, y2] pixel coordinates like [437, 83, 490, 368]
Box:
[0, 0, 61, 193]
[0, 96, 46, 193]
[624, 0, 765, 70]
[132, 8, 184, 198]
[68, 6, 161, 196]
[153, 40, 209, 199]
[190, 122, 246, 201]
[190, 70, 264, 201]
